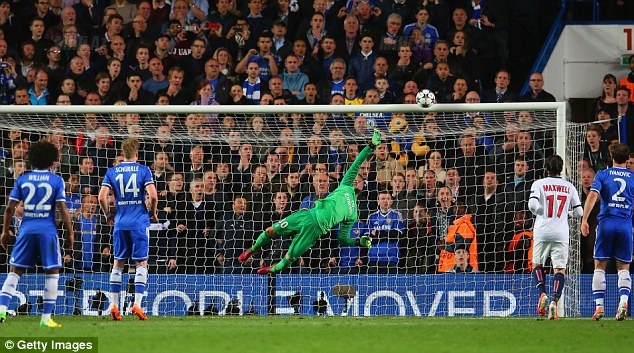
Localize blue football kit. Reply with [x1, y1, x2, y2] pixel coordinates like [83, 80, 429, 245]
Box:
[8, 170, 66, 270]
[590, 167, 634, 262]
[102, 162, 154, 261]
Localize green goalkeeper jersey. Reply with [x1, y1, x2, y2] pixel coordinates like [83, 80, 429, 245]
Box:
[308, 145, 373, 246]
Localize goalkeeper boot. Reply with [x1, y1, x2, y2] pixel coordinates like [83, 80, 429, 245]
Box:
[537, 293, 549, 317]
[39, 319, 62, 328]
[110, 305, 122, 321]
[592, 307, 604, 321]
[0, 311, 6, 323]
[548, 301, 558, 320]
[238, 249, 257, 263]
[616, 302, 628, 321]
[257, 265, 274, 275]
[131, 305, 148, 321]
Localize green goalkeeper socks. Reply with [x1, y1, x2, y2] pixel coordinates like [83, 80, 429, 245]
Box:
[250, 231, 272, 252]
[270, 258, 291, 273]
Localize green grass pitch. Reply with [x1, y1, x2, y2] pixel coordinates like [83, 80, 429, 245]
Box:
[1, 315, 632, 353]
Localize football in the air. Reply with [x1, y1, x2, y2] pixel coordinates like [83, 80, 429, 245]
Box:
[416, 89, 435, 108]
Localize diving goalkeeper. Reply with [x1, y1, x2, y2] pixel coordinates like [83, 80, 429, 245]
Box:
[238, 129, 382, 275]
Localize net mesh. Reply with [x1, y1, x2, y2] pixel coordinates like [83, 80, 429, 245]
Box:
[0, 104, 587, 316]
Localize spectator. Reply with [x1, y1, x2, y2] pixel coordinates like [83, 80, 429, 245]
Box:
[504, 210, 533, 274]
[194, 58, 230, 105]
[78, 156, 99, 195]
[483, 69, 517, 103]
[214, 195, 255, 273]
[467, 171, 507, 273]
[583, 124, 611, 172]
[452, 134, 486, 190]
[281, 54, 309, 100]
[70, 195, 110, 272]
[242, 164, 272, 221]
[151, 151, 172, 193]
[167, 178, 215, 273]
[618, 54, 634, 102]
[235, 31, 280, 84]
[615, 86, 634, 149]
[519, 72, 556, 102]
[160, 172, 186, 212]
[402, 204, 435, 273]
[448, 30, 481, 86]
[426, 61, 455, 103]
[366, 191, 404, 273]
[403, 7, 438, 48]
[347, 32, 376, 93]
[389, 172, 416, 222]
[504, 155, 533, 207]
[593, 74, 618, 118]
[28, 69, 51, 105]
[242, 61, 262, 104]
[334, 14, 360, 62]
[156, 66, 192, 105]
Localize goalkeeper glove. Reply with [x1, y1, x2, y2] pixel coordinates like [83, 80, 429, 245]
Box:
[359, 235, 372, 248]
[369, 128, 381, 148]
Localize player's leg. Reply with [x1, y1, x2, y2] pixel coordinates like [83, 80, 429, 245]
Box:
[547, 242, 568, 320]
[0, 267, 25, 323]
[39, 233, 63, 328]
[0, 232, 34, 322]
[531, 241, 548, 316]
[40, 268, 61, 328]
[130, 229, 149, 320]
[265, 233, 315, 274]
[592, 260, 607, 320]
[240, 211, 305, 263]
[239, 227, 278, 263]
[613, 223, 632, 320]
[592, 222, 612, 320]
[109, 230, 131, 321]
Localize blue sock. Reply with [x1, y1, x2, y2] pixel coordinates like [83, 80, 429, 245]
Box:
[552, 272, 565, 302]
[532, 265, 546, 295]
[134, 266, 148, 307]
[109, 267, 123, 308]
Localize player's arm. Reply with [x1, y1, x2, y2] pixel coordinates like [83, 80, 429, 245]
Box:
[527, 184, 542, 215]
[337, 220, 356, 246]
[146, 183, 158, 221]
[570, 189, 584, 218]
[1, 200, 18, 251]
[98, 185, 112, 219]
[340, 129, 381, 187]
[57, 200, 74, 252]
[580, 190, 599, 236]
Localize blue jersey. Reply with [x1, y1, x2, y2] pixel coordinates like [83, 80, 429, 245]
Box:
[591, 167, 634, 220]
[366, 209, 404, 264]
[102, 162, 154, 231]
[9, 170, 66, 235]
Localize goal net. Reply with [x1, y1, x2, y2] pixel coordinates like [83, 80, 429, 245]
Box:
[0, 102, 590, 317]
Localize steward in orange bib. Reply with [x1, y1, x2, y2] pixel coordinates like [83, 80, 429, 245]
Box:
[438, 200, 478, 273]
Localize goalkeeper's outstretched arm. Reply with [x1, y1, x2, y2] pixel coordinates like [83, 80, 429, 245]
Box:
[340, 129, 382, 187]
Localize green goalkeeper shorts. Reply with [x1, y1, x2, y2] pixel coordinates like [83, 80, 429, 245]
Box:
[272, 210, 323, 261]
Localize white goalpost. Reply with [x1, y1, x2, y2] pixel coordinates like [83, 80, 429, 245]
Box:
[0, 102, 591, 317]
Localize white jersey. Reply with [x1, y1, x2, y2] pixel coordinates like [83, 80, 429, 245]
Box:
[528, 177, 583, 242]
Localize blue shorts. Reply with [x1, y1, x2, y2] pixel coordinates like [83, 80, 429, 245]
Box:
[10, 232, 62, 270]
[113, 228, 149, 262]
[595, 218, 634, 263]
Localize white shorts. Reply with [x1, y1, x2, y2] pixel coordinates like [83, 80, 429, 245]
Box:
[532, 240, 569, 269]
